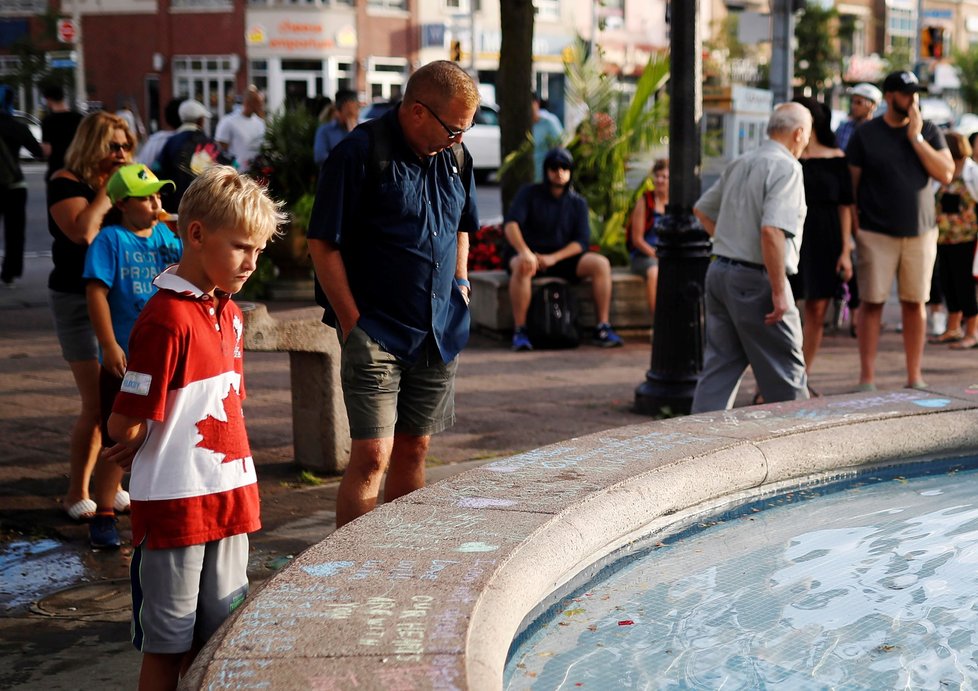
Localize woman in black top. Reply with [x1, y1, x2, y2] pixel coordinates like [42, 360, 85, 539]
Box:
[792, 97, 854, 386]
[48, 110, 133, 522]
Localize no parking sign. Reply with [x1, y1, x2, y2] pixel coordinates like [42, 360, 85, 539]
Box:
[56, 19, 77, 44]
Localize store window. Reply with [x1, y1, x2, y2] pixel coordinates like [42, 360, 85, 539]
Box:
[249, 59, 268, 94]
[368, 0, 407, 11]
[172, 55, 239, 121]
[366, 58, 408, 101]
[171, 0, 232, 9]
[246, 0, 353, 5]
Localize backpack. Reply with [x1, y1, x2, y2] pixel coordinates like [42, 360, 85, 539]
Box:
[313, 114, 470, 310]
[526, 279, 579, 349]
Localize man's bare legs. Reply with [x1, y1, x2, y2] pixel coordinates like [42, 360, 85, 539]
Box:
[576, 252, 614, 324]
[508, 254, 534, 327]
[64, 359, 101, 509]
[857, 300, 927, 388]
[335, 433, 429, 528]
[857, 301, 884, 387]
[900, 299, 926, 386]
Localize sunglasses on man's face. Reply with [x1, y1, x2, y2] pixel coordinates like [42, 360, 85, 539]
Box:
[417, 100, 473, 139]
[108, 142, 133, 153]
[547, 163, 571, 171]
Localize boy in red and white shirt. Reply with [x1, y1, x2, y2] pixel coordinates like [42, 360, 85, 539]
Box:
[102, 165, 284, 690]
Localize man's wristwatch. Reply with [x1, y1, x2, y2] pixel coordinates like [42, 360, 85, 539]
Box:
[915, 133, 925, 144]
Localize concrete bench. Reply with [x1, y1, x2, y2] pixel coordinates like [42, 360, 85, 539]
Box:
[240, 302, 349, 475]
[468, 267, 651, 334]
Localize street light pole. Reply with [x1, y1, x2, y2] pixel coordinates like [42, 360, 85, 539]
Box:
[633, 0, 712, 417]
[770, 0, 795, 105]
[72, 0, 86, 110]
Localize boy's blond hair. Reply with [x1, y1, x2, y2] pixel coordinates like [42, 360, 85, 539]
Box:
[178, 166, 286, 242]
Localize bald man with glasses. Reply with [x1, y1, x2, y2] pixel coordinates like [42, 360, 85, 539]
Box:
[307, 61, 480, 527]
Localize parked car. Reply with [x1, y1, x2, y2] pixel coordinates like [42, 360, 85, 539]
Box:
[12, 110, 41, 160]
[919, 98, 954, 129]
[360, 100, 500, 180]
[956, 113, 978, 140]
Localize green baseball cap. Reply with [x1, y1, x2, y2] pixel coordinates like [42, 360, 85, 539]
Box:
[107, 164, 175, 204]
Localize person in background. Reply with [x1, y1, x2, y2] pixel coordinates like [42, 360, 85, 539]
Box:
[47, 111, 134, 522]
[214, 86, 266, 172]
[115, 98, 146, 146]
[137, 98, 184, 170]
[313, 89, 360, 167]
[931, 132, 978, 350]
[0, 84, 43, 286]
[790, 97, 853, 386]
[691, 103, 813, 412]
[505, 147, 624, 351]
[41, 83, 84, 182]
[532, 94, 563, 183]
[628, 159, 668, 321]
[835, 82, 881, 152]
[847, 70, 953, 391]
[156, 99, 231, 209]
[82, 163, 181, 548]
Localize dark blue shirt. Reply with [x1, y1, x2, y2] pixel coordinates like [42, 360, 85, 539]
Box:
[307, 108, 479, 363]
[313, 119, 352, 167]
[504, 182, 590, 256]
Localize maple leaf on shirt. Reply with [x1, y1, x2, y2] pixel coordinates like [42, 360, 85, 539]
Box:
[196, 388, 251, 463]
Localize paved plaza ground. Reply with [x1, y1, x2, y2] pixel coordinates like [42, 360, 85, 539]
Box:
[2, 223, 976, 687]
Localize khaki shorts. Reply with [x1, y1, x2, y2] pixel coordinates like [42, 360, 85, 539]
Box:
[340, 325, 457, 439]
[856, 228, 938, 304]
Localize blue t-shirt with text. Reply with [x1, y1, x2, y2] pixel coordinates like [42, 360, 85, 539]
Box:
[83, 223, 183, 357]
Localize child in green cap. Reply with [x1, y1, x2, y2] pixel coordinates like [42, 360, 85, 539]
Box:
[82, 162, 182, 549]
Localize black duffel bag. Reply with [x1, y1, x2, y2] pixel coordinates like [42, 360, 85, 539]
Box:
[527, 279, 579, 349]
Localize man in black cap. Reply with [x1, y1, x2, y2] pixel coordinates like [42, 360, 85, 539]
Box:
[503, 147, 623, 351]
[847, 70, 953, 391]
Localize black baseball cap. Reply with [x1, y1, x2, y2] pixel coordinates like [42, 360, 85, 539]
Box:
[882, 70, 926, 94]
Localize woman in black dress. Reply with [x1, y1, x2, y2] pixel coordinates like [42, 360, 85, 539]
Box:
[792, 97, 854, 385]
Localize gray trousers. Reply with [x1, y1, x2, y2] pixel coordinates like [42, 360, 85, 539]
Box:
[691, 260, 808, 413]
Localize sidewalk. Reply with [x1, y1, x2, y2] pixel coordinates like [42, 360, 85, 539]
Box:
[1, 253, 976, 689]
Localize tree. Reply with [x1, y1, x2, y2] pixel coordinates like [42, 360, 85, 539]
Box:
[955, 46, 978, 112]
[794, 0, 839, 96]
[497, 0, 534, 213]
[562, 40, 669, 264]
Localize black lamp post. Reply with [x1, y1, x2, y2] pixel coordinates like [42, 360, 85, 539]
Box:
[633, 0, 712, 417]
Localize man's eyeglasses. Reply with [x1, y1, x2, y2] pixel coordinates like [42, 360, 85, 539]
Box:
[546, 163, 571, 171]
[108, 142, 133, 153]
[416, 100, 473, 139]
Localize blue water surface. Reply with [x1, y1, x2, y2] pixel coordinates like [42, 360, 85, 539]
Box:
[505, 462, 978, 689]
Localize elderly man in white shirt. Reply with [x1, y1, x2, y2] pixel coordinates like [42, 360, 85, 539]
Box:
[691, 102, 813, 412]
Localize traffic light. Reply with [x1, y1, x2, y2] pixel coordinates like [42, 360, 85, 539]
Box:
[930, 27, 944, 59]
[450, 40, 461, 62]
[920, 26, 945, 59]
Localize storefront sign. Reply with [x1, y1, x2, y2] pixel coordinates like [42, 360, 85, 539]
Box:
[246, 11, 357, 54]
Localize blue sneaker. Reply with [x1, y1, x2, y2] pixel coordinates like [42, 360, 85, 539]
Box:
[89, 514, 121, 549]
[512, 327, 533, 352]
[593, 323, 624, 348]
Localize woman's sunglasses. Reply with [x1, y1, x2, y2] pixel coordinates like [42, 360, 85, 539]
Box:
[108, 142, 133, 153]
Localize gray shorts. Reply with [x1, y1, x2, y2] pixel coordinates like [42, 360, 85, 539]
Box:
[340, 325, 457, 439]
[630, 254, 658, 276]
[130, 534, 250, 654]
[48, 289, 98, 362]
